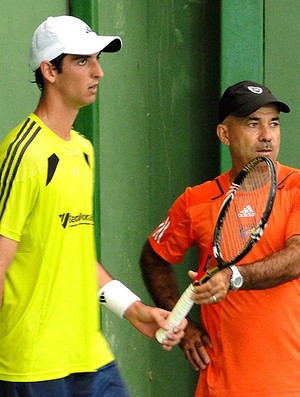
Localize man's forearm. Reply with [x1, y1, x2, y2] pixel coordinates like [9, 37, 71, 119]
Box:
[239, 235, 300, 290]
[140, 240, 180, 310]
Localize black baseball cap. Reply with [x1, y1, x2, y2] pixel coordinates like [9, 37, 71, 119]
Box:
[218, 80, 290, 123]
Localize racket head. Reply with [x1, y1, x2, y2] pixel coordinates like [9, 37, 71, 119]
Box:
[213, 156, 277, 268]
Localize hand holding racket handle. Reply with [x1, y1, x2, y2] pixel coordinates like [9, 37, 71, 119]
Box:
[155, 283, 195, 343]
[155, 251, 212, 343]
[155, 269, 214, 343]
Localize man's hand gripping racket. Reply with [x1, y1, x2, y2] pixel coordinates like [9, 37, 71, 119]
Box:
[156, 156, 277, 343]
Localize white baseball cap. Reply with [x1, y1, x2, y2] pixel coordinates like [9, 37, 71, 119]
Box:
[30, 15, 122, 71]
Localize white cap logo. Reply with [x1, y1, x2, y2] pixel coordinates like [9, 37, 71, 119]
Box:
[248, 86, 263, 94]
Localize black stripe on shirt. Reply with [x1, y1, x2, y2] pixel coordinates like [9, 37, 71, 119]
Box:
[211, 177, 225, 200]
[277, 171, 299, 190]
[0, 119, 41, 220]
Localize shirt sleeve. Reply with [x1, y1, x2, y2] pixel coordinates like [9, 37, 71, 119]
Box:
[149, 189, 195, 264]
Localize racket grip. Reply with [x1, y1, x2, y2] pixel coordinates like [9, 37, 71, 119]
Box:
[155, 283, 195, 344]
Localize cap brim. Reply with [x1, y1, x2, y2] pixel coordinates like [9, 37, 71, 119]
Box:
[231, 99, 290, 118]
[101, 37, 122, 52]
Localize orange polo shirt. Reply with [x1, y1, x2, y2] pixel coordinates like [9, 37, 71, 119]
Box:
[149, 162, 300, 397]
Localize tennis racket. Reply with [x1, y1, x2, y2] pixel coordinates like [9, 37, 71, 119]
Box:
[156, 156, 277, 343]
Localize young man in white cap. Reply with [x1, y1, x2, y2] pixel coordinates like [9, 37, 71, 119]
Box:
[0, 15, 186, 397]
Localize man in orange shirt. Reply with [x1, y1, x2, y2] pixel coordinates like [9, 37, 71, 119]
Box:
[140, 81, 300, 396]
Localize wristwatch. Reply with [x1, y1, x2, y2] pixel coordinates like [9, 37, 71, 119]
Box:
[229, 265, 243, 290]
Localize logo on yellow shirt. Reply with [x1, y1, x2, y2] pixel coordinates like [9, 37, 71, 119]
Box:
[59, 212, 94, 228]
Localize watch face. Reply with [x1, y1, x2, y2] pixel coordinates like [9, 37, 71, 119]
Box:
[233, 276, 243, 287]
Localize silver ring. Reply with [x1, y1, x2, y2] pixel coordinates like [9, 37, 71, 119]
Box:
[212, 294, 218, 303]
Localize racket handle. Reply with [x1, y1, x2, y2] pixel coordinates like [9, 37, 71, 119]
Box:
[155, 283, 195, 343]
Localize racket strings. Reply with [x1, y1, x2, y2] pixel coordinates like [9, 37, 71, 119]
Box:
[219, 164, 271, 262]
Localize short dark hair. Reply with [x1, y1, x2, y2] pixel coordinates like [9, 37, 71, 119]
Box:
[33, 53, 67, 91]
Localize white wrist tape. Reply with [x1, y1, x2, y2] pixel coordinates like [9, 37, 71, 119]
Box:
[98, 280, 141, 318]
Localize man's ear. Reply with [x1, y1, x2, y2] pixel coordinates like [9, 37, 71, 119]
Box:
[217, 123, 230, 146]
[39, 61, 57, 84]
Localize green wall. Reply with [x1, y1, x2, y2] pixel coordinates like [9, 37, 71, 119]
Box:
[0, 0, 67, 135]
[265, 0, 300, 169]
[220, 0, 264, 171]
[90, 1, 220, 396]
[220, 0, 300, 171]
[146, 2, 220, 393]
